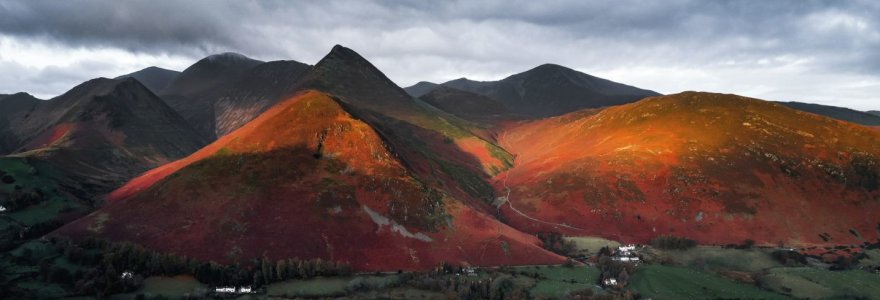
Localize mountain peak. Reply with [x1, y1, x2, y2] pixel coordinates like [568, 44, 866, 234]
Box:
[296, 45, 411, 110]
[532, 63, 568, 71]
[204, 52, 254, 63]
[403, 81, 439, 97]
[116, 66, 180, 94]
[316, 44, 374, 69]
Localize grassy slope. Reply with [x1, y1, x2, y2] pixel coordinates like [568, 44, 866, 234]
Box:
[762, 267, 880, 299]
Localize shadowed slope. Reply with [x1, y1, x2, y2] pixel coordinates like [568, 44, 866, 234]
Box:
[0, 78, 206, 250]
[404, 81, 440, 97]
[54, 90, 564, 271]
[213, 60, 310, 137]
[158, 53, 311, 140]
[159, 53, 264, 138]
[419, 86, 516, 123]
[7, 77, 207, 192]
[0, 92, 43, 154]
[780, 101, 880, 126]
[116, 66, 180, 94]
[495, 92, 880, 246]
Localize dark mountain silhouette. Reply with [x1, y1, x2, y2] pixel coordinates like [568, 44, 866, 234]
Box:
[433, 64, 659, 118]
[780, 101, 880, 126]
[403, 81, 439, 97]
[868, 110, 880, 117]
[418, 85, 514, 122]
[115, 66, 180, 94]
[0, 78, 207, 250]
[0, 92, 43, 154]
[7, 77, 206, 192]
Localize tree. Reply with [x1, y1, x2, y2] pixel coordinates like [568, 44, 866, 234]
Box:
[276, 259, 287, 281]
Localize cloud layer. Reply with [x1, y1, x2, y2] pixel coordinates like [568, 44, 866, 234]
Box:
[1, 0, 878, 110]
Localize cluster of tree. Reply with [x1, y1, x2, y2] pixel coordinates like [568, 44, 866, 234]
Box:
[428, 262, 639, 300]
[769, 250, 807, 267]
[650, 235, 697, 250]
[722, 239, 756, 249]
[409, 271, 529, 300]
[0, 219, 62, 252]
[252, 256, 352, 286]
[536, 232, 578, 256]
[596, 247, 635, 288]
[0, 186, 45, 211]
[19, 237, 352, 298]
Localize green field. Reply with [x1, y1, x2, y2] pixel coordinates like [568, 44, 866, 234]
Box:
[649, 246, 784, 272]
[629, 264, 788, 299]
[267, 275, 402, 298]
[512, 265, 601, 298]
[762, 267, 880, 299]
[0, 157, 89, 241]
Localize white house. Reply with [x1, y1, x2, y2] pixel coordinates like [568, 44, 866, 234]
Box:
[603, 278, 618, 286]
[120, 271, 133, 279]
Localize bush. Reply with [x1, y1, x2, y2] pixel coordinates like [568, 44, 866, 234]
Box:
[769, 250, 807, 266]
[536, 232, 577, 256]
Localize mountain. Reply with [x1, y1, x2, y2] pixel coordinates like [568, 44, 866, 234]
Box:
[868, 110, 880, 117]
[292, 45, 514, 204]
[440, 64, 660, 118]
[158, 53, 312, 139]
[403, 81, 439, 97]
[780, 101, 880, 126]
[212, 60, 310, 136]
[54, 90, 564, 271]
[159, 52, 264, 138]
[8, 77, 207, 191]
[0, 78, 206, 250]
[418, 85, 513, 121]
[115, 66, 180, 94]
[0, 92, 43, 154]
[493, 91, 880, 246]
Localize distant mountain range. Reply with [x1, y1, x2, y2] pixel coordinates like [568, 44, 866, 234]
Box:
[1, 45, 878, 273]
[406, 64, 660, 118]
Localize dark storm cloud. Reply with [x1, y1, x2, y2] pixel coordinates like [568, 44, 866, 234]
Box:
[0, 0, 878, 109]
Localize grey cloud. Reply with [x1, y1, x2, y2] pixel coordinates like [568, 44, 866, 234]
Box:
[0, 0, 878, 109]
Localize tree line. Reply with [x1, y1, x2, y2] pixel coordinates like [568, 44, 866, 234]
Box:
[16, 237, 352, 298]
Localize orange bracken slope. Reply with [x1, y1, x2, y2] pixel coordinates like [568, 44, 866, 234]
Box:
[494, 91, 880, 247]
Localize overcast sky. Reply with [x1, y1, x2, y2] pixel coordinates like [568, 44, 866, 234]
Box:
[1, 0, 878, 110]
